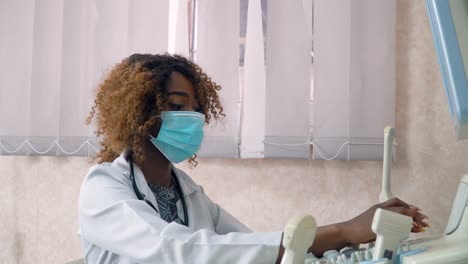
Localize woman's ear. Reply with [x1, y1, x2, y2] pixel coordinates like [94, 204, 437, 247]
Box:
[149, 117, 163, 138]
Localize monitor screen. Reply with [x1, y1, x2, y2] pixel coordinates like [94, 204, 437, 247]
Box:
[427, 0, 468, 139]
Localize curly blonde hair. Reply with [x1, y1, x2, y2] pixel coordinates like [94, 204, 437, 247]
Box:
[86, 53, 224, 166]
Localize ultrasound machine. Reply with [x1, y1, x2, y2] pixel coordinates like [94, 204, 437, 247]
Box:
[280, 1, 468, 263]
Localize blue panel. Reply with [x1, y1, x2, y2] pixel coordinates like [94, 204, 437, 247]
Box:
[426, 0, 468, 139]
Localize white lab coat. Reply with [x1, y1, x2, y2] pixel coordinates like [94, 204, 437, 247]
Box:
[78, 152, 282, 264]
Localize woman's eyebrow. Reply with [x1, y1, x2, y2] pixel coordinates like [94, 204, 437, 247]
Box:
[167, 91, 189, 97]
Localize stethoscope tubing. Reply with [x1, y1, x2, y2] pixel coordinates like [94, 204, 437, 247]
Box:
[127, 154, 189, 227]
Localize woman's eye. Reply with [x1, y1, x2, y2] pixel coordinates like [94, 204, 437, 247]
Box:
[194, 107, 203, 113]
[169, 103, 184, 111]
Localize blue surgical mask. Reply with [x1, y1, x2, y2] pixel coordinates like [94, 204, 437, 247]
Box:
[150, 111, 205, 163]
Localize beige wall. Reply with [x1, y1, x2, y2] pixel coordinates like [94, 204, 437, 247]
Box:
[1, 1, 468, 263]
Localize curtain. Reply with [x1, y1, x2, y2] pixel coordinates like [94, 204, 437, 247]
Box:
[240, 0, 312, 159]
[1, 0, 393, 160]
[239, 0, 267, 158]
[312, 0, 396, 160]
[0, 0, 228, 157]
[193, 0, 241, 158]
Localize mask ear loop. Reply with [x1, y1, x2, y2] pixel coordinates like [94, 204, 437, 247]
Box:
[147, 114, 162, 140]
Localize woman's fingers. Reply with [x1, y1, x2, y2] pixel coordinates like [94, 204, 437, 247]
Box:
[384, 205, 430, 233]
[421, 220, 430, 227]
[380, 198, 424, 215]
[388, 206, 419, 219]
[389, 206, 431, 231]
[380, 198, 430, 227]
[387, 205, 428, 222]
[413, 212, 429, 229]
[417, 220, 429, 230]
[380, 197, 410, 208]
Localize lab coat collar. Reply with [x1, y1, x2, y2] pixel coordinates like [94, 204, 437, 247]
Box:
[111, 152, 199, 199]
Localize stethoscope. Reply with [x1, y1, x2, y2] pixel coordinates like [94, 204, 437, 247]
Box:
[126, 153, 189, 227]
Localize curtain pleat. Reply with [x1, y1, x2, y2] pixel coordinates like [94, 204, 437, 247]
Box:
[312, 0, 396, 160]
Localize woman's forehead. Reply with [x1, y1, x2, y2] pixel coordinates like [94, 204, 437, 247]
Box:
[166, 71, 195, 96]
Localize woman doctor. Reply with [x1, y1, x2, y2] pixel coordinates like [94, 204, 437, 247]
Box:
[79, 53, 429, 264]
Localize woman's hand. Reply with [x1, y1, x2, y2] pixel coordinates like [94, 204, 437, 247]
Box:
[277, 197, 429, 260]
[342, 197, 429, 245]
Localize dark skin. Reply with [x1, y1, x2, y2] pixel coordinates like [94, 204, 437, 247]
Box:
[276, 198, 429, 263]
[139, 71, 201, 188]
[138, 71, 430, 263]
